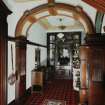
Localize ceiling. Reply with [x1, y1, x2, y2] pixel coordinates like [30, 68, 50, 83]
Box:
[47, 16, 75, 26]
[38, 16, 84, 31]
[3, 0, 96, 32]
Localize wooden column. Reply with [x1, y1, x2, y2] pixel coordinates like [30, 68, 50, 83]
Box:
[15, 36, 27, 104]
[0, 2, 11, 105]
[80, 46, 90, 104]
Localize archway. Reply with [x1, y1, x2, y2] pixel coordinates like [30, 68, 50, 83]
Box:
[15, 3, 95, 37]
[14, 2, 95, 104]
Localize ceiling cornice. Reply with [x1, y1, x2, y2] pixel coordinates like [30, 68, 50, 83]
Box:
[0, 1, 12, 15]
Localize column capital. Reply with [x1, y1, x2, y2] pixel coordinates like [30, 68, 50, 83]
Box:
[15, 36, 27, 48]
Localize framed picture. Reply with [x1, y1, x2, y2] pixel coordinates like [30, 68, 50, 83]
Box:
[35, 47, 41, 66]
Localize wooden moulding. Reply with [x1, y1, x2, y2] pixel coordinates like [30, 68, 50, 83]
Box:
[0, 1, 11, 105]
[8, 36, 47, 48]
[85, 33, 105, 46]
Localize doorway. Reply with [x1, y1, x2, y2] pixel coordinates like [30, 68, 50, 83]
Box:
[47, 32, 81, 80]
[14, 2, 94, 105]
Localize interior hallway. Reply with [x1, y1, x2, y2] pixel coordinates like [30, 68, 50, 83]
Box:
[1, 1, 105, 105]
[25, 79, 79, 105]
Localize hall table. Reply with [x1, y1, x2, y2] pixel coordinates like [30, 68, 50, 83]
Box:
[31, 69, 43, 93]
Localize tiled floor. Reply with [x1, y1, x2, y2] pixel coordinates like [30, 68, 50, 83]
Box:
[25, 79, 79, 105]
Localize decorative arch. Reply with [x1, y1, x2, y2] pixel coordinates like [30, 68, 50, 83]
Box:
[15, 3, 95, 37]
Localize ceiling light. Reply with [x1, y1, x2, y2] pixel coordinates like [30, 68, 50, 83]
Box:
[57, 33, 64, 38]
[58, 18, 66, 30]
[47, 16, 75, 29]
[59, 25, 66, 30]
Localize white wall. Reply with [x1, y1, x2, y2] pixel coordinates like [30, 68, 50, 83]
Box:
[41, 47, 47, 65]
[7, 13, 23, 37]
[26, 45, 47, 89]
[26, 45, 35, 89]
[28, 23, 47, 46]
[26, 23, 47, 89]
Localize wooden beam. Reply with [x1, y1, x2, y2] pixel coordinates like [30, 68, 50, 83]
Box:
[28, 16, 37, 23]
[82, 0, 105, 13]
[0, 1, 11, 105]
[48, 0, 57, 16]
[48, 0, 55, 3]
[27, 40, 47, 48]
[8, 36, 47, 48]
[48, 7, 58, 15]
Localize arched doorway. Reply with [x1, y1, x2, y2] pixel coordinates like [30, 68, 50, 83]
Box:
[15, 2, 95, 104]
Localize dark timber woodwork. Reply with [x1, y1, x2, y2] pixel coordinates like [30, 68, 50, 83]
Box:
[48, 7, 57, 16]
[80, 35, 105, 105]
[47, 35, 50, 66]
[48, 0, 55, 3]
[48, 0, 57, 16]
[28, 16, 37, 23]
[80, 46, 91, 104]
[8, 36, 47, 48]
[8, 87, 31, 105]
[0, 1, 11, 105]
[88, 46, 105, 105]
[82, 0, 105, 13]
[15, 36, 27, 105]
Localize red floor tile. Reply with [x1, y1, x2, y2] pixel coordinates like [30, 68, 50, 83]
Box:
[25, 79, 79, 105]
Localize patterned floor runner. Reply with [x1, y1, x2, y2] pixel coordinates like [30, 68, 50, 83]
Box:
[42, 99, 66, 105]
[25, 79, 79, 105]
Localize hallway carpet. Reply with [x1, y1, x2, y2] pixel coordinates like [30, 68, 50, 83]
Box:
[25, 79, 79, 105]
